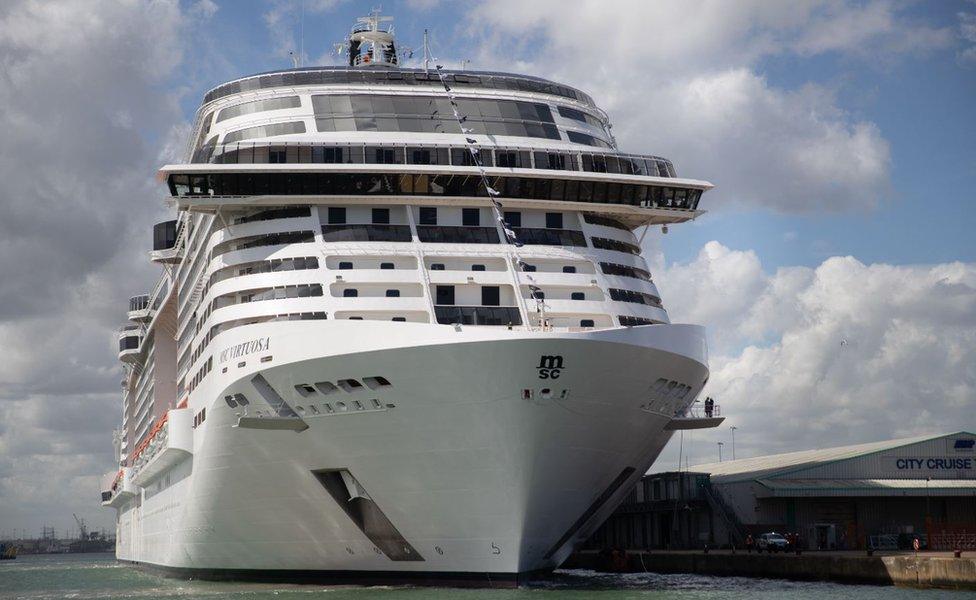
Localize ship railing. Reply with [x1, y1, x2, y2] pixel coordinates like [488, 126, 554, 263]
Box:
[677, 404, 721, 419]
[189, 140, 677, 179]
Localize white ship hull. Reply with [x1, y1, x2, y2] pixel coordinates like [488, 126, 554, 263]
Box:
[116, 321, 707, 584]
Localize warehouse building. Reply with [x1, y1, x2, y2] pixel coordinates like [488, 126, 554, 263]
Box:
[586, 431, 976, 551]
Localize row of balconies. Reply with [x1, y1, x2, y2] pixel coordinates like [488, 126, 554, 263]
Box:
[101, 408, 193, 509]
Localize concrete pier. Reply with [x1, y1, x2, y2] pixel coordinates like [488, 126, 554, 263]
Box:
[565, 550, 976, 590]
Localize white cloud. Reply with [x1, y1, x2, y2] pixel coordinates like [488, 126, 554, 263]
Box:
[458, 0, 964, 213]
[654, 242, 976, 467]
[0, 0, 214, 536]
[960, 8, 976, 64]
[263, 0, 347, 65]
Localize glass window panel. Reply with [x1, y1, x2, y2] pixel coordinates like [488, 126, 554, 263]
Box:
[371, 96, 395, 114]
[477, 99, 501, 118]
[396, 117, 423, 132]
[350, 95, 373, 115]
[375, 117, 399, 131]
[550, 179, 565, 200]
[311, 95, 333, 114]
[333, 117, 356, 131]
[498, 101, 520, 119]
[330, 96, 353, 115]
[355, 117, 377, 131]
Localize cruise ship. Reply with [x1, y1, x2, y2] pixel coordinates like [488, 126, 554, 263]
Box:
[100, 13, 722, 586]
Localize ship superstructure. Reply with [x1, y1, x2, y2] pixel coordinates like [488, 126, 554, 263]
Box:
[101, 13, 721, 585]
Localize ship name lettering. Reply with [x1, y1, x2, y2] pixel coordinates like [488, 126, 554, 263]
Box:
[220, 337, 271, 364]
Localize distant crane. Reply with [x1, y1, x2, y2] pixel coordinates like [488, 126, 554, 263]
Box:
[73, 514, 89, 541]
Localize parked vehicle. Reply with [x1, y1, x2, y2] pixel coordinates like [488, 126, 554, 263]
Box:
[757, 532, 789, 552]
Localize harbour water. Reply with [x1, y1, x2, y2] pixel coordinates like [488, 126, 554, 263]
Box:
[1, 553, 972, 599]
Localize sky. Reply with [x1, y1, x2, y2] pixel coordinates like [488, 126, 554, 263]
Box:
[0, 0, 973, 538]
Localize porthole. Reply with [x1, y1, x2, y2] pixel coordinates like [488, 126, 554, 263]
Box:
[337, 379, 364, 392]
[294, 384, 316, 397]
[314, 381, 338, 395]
[540, 388, 552, 400]
[363, 376, 392, 390]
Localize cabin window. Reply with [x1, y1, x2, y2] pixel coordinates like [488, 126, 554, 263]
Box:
[372, 208, 390, 224]
[386, 289, 400, 297]
[419, 207, 437, 225]
[436, 285, 455, 305]
[546, 212, 563, 229]
[295, 384, 316, 397]
[462, 208, 480, 227]
[482, 286, 500, 306]
[580, 319, 595, 327]
[430, 263, 445, 271]
[571, 292, 585, 300]
[338, 261, 353, 270]
[328, 207, 346, 224]
[504, 211, 521, 227]
[380, 262, 394, 270]
[314, 382, 338, 395]
[563, 266, 577, 273]
[344, 289, 358, 297]
[392, 317, 406, 322]
[471, 264, 486, 272]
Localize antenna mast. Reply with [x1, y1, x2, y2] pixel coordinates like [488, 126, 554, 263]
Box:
[423, 29, 431, 74]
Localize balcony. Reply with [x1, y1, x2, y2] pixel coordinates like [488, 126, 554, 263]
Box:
[664, 402, 724, 431]
[434, 305, 522, 326]
[100, 467, 137, 508]
[118, 326, 142, 362]
[127, 294, 151, 322]
[321, 224, 412, 243]
[150, 220, 182, 263]
[130, 409, 193, 487]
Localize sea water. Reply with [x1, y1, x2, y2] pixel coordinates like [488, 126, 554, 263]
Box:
[0, 553, 970, 599]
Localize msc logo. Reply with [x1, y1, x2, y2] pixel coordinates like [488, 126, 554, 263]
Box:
[538, 355, 564, 379]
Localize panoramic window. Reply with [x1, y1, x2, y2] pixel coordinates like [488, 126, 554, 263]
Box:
[223, 121, 306, 144]
[217, 96, 301, 123]
[312, 94, 560, 140]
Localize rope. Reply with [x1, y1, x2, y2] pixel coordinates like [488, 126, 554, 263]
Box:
[433, 65, 547, 329]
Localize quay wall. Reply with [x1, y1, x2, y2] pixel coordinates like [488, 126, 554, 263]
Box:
[564, 550, 976, 590]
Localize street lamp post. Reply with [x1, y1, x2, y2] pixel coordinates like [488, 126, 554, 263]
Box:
[717, 441, 724, 462]
[730, 426, 737, 460]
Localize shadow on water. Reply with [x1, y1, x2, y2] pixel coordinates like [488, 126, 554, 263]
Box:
[0, 553, 970, 599]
